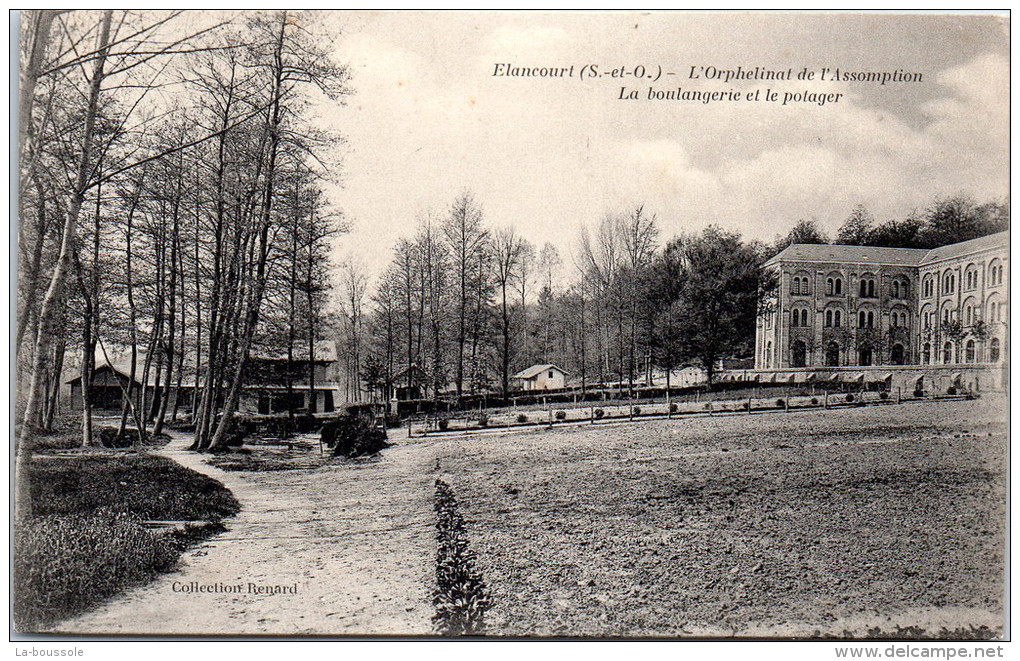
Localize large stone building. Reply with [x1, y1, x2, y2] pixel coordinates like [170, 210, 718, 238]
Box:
[755, 232, 1008, 372]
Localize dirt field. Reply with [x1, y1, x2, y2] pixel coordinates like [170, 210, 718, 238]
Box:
[435, 397, 1007, 638]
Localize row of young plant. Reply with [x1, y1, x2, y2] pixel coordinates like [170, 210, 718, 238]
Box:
[432, 479, 490, 636]
[429, 387, 972, 432]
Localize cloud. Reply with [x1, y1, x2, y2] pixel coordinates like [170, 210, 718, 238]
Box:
[325, 14, 1008, 281]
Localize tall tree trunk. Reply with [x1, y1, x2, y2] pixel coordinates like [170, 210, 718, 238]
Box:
[154, 166, 182, 436]
[17, 11, 113, 525]
[208, 14, 287, 451]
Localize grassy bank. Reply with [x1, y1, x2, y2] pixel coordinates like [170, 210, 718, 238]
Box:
[14, 452, 240, 630]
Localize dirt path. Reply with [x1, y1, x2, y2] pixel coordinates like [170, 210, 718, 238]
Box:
[56, 433, 438, 636]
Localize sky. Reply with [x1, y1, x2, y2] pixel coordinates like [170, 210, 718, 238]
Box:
[309, 11, 1009, 283]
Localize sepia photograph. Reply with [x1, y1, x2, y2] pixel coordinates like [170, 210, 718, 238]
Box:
[11, 9, 1009, 646]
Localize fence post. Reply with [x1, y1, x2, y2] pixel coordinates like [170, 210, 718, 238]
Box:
[747, 396, 752, 414]
[591, 406, 595, 424]
[897, 387, 901, 404]
[823, 392, 828, 409]
[785, 397, 789, 412]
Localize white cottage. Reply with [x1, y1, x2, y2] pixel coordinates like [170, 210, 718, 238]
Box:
[512, 364, 568, 391]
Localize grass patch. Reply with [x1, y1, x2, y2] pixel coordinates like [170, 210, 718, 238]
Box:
[29, 453, 239, 521]
[14, 452, 239, 630]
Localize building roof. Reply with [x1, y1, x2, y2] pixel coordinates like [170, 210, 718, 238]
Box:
[250, 340, 337, 363]
[768, 243, 929, 267]
[66, 358, 162, 386]
[768, 231, 1008, 268]
[392, 364, 430, 382]
[512, 364, 567, 379]
[919, 231, 1008, 265]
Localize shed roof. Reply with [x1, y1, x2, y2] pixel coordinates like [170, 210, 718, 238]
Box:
[65, 358, 162, 386]
[512, 364, 568, 379]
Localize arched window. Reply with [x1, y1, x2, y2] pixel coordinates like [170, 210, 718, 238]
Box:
[966, 305, 973, 325]
[765, 341, 772, 367]
[825, 310, 833, 327]
[859, 277, 876, 298]
[859, 347, 872, 366]
[965, 340, 975, 363]
[859, 311, 866, 328]
[867, 311, 874, 327]
[943, 271, 955, 294]
[923, 275, 933, 298]
[989, 259, 1002, 286]
[891, 313, 897, 328]
[943, 342, 953, 364]
[835, 310, 841, 327]
[923, 343, 931, 364]
[892, 281, 900, 298]
[835, 278, 842, 295]
[826, 278, 833, 295]
[791, 277, 799, 296]
[990, 338, 1001, 362]
[802, 309, 809, 326]
[891, 344, 905, 365]
[900, 280, 909, 298]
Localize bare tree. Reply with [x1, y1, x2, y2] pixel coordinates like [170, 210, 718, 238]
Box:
[492, 227, 530, 395]
[443, 192, 489, 397]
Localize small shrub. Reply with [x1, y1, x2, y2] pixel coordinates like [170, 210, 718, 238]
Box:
[631, 406, 641, 416]
[477, 414, 488, 428]
[810, 397, 819, 405]
[845, 393, 855, 403]
[743, 401, 751, 411]
[321, 414, 390, 458]
[704, 402, 713, 411]
[669, 403, 678, 414]
[516, 413, 528, 423]
[438, 418, 450, 431]
[947, 386, 957, 395]
[97, 427, 132, 449]
[554, 410, 566, 421]
[775, 398, 786, 408]
[593, 408, 604, 419]
[879, 391, 889, 400]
